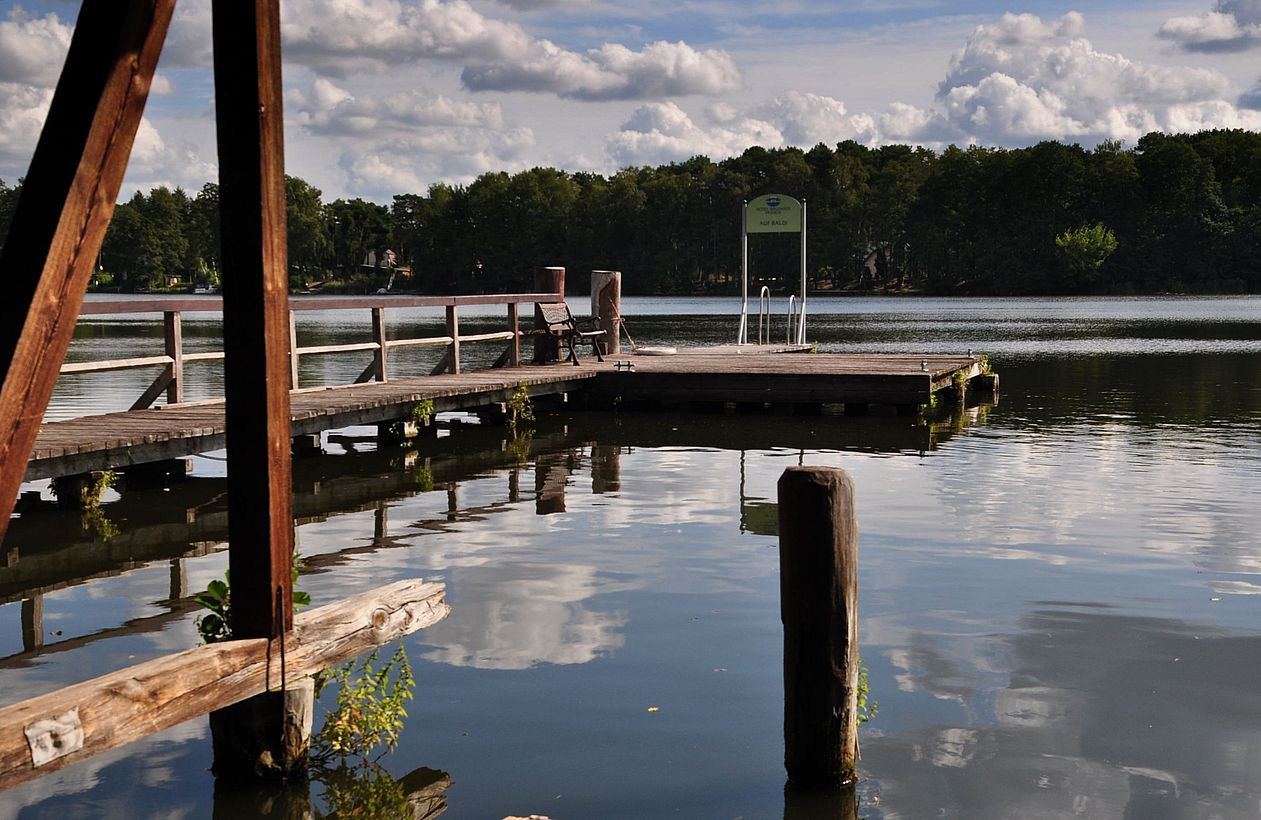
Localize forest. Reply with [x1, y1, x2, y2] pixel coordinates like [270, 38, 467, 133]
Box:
[0, 128, 1257, 296]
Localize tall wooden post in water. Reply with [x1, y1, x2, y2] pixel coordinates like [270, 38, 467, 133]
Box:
[778, 466, 859, 788]
[210, 0, 305, 780]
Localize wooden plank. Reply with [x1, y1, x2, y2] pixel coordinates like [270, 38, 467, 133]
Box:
[386, 336, 454, 349]
[0, 0, 175, 546]
[296, 342, 379, 356]
[59, 355, 173, 375]
[0, 579, 448, 791]
[457, 331, 515, 343]
[213, 0, 294, 639]
[445, 305, 460, 375]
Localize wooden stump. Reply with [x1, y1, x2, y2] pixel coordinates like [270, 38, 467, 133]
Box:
[210, 677, 314, 783]
[777, 466, 859, 788]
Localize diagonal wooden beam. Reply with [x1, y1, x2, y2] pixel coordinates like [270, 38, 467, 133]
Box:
[0, 0, 176, 545]
[213, 0, 295, 640]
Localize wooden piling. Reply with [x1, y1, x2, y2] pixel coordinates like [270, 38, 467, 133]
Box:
[777, 466, 859, 788]
[591, 270, 621, 355]
[532, 267, 565, 364]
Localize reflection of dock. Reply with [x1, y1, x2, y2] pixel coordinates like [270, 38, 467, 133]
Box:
[30, 351, 989, 481]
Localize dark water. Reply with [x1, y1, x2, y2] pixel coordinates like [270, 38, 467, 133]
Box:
[4, 296, 1261, 819]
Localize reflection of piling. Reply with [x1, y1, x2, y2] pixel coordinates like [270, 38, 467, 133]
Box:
[590, 445, 621, 494]
[535, 452, 570, 515]
[591, 270, 621, 355]
[777, 466, 859, 788]
[784, 781, 858, 819]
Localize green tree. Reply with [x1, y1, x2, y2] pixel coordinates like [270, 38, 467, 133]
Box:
[286, 175, 332, 285]
[1055, 223, 1118, 290]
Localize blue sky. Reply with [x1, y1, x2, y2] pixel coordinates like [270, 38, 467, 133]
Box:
[1, 0, 1258, 201]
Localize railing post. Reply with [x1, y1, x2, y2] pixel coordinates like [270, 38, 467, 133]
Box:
[372, 307, 388, 382]
[163, 310, 184, 404]
[445, 304, 460, 375]
[778, 466, 859, 788]
[288, 309, 299, 390]
[507, 302, 520, 367]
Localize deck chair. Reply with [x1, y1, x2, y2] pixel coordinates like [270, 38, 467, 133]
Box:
[534, 302, 606, 365]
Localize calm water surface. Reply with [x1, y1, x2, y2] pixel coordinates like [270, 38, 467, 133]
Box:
[4, 295, 1261, 819]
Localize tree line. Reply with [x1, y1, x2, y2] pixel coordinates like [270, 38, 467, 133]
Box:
[0, 128, 1257, 295]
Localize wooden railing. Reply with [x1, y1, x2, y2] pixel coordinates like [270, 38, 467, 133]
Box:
[65, 292, 561, 409]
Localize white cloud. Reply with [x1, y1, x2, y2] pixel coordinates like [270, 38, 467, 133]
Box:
[1159, 0, 1261, 53]
[606, 101, 781, 167]
[278, 0, 738, 100]
[747, 91, 868, 146]
[462, 39, 740, 100]
[0, 8, 72, 87]
[287, 78, 534, 197]
[0, 82, 52, 171]
[882, 12, 1261, 146]
[291, 78, 505, 134]
[1241, 78, 1261, 109]
[123, 118, 217, 192]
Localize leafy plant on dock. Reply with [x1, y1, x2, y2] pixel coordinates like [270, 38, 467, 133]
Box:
[194, 552, 311, 643]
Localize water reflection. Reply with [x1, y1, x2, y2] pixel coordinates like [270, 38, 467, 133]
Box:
[6, 296, 1261, 818]
[863, 607, 1261, 819]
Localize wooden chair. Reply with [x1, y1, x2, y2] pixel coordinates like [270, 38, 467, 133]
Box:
[534, 302, 605, 365]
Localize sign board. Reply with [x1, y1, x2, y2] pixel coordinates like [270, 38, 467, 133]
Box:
[746, 194, 801, 234]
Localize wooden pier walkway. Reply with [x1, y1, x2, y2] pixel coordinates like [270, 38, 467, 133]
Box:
[29, 350, 987, 482]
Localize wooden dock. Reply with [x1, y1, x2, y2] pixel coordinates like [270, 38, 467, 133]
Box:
[28, 350, 988, 482]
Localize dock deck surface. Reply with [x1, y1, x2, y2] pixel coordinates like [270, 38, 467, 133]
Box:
[30, 350, 983, 480]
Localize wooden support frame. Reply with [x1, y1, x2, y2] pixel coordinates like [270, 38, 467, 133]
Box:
[213, 0, 294, 639]
[0, 579, 448, 792]
[0, 0, 176, 545]
[163, 310, 184, 404]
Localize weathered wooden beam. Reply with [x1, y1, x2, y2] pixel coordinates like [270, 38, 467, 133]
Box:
[778, 466, 859, 788]
[0, 578, 448, 791]
[213, 0, 294, 639]
[0, 0, 176, 545]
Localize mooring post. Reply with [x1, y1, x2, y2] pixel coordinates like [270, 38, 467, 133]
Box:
[211, 0, 304, 782]
[591, 270, 621, 355]
[533, 266, 565, 363]
[777, 466, 859, 788]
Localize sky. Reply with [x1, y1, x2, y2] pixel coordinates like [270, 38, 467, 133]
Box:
[1, 0, 1259, 203]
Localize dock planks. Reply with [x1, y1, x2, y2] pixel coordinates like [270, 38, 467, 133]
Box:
[29, 351, 983, 481]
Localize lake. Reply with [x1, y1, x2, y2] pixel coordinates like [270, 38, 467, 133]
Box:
[3, 295, 1260, 819]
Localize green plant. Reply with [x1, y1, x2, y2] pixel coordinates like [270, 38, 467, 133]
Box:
[979, 354, 992, 375]
[856, 657, 878, 725]
[312, 646, 414, 763]
[51, 469, 118, 510]
[408, 399, 434, 425]
[314, 761, 410, 819]
[194, 552, 311, 644]
[506, 384, 534, 434]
